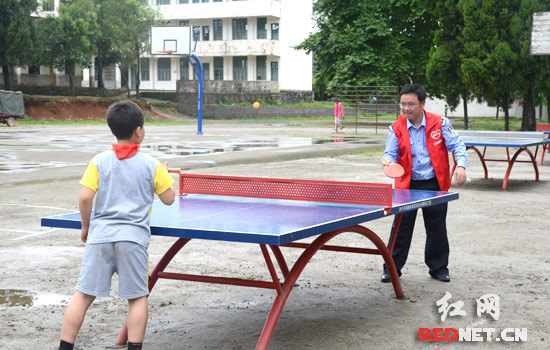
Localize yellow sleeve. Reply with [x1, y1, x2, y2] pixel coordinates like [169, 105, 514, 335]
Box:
[79, 160, 99, 192]
[154, 162, 175, 195]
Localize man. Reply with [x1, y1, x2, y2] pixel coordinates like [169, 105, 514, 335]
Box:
[381, 84, 467, 283]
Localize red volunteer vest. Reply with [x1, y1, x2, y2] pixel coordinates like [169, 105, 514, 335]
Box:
[392, 110, 451, 191]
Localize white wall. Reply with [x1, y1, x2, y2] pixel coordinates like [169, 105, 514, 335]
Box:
[426, 97, 549, 119]
[278, 0, 312, 90]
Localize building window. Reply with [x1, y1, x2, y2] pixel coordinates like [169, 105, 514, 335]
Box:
[233, 56, 247, 81]
[213, 0, 222, 2]
[270, 61, 278, 81]
[232, 18, 247, 40]
[271, 23, 279, 40]
[257, 18, 267, 39]
[179, 0, 188, 3]
[158, 58, 171, 81]
[213, 19, 222, 40]
[157, 0, 170, 4]
[202, 0, 209, 2]
[192, 0, 199, 3]
[42, 0, 54, 11]
[141, 59, 150, 81]
[179, 20, 189, 26]
[193, 26, 200, 41]
[202, 26, 210, 41]
[214, 57, 223, 80]
[256, 56, 266, 80]
[203, 63, 210, 80]
[180, 58, 189, 80]
[28, 66, 40, 75]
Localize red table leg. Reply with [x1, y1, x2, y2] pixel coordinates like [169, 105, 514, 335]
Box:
[256, 225, 403, 350]
[502, 147, 539, 190]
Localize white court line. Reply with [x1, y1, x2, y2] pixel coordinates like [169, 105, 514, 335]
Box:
[0, 203, 73, 211]
[0, 228, 61, 241]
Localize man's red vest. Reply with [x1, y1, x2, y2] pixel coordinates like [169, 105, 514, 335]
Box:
[392, 110, 451, 191]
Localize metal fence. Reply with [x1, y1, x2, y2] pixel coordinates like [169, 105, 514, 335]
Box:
[335, 86, 399, 134]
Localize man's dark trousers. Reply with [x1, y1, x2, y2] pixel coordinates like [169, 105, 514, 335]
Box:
[384, 177, 449, 276]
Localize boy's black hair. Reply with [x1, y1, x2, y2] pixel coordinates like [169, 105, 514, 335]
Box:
[400, 84, 427, 102]
[106, 100, 144, 140]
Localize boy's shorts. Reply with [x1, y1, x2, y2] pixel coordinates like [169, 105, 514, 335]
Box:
[76, 241, 149, 299]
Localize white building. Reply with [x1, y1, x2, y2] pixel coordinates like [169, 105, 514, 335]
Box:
[83, 0, 314, 94]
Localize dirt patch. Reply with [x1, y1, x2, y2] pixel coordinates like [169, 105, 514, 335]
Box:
[23, 96, 167, 121]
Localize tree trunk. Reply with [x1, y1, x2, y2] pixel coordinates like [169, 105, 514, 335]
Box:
[503, 93, 509, 131]
[462, 96, 469, 130]
[49, 65, 55, 86]
[3, 64, 11, 90]
[539, 104, 542, 121]
[521, 86, 536, 131]
[66, 62, 75, 97]
[135, 50, 141, 99]
[97, 61, 105, 98]
[119, 63, 130, 98]
[495, 101, 499, 119]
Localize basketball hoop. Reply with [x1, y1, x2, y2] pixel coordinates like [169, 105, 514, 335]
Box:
[156, 50, 173, 55]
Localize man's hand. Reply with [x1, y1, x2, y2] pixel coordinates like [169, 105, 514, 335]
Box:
[454, 166, 467, 186]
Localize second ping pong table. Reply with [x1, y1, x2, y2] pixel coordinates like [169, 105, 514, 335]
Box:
[454, 130, 550, 190]
[41, 174, 459, 349]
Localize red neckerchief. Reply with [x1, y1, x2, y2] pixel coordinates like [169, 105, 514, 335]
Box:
[112, 144, 140, 160]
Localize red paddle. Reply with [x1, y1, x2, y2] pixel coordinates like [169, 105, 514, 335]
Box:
[382, 158, 405, 178]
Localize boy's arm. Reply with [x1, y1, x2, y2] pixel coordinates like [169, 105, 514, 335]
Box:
[79, 186, 96, 243]
[158, 186, 176, 205]
[156, 162, 176, 206]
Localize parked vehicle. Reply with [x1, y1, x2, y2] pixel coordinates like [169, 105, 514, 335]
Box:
[0, 90, 25, 127]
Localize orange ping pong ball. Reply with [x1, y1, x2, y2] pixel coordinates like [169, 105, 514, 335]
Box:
[253, 101, 260, 109]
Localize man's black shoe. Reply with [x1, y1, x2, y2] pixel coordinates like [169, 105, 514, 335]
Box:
[381, 272, 391, 283]
[431, 273, 451, 282]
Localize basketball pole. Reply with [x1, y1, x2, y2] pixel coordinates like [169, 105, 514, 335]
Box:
[189, 53, 203, 135]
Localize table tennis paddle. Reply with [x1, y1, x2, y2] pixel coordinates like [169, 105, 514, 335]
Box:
[381, 158, 405, 178]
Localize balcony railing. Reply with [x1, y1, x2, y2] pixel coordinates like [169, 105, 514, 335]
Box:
[194, 39, 279, 56]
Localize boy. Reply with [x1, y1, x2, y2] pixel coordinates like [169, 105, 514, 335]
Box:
[59, 100, 176, 350]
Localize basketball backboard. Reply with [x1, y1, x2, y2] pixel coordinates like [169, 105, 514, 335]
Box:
[530, 11, 550, 55]
[150, 26, 192, 56]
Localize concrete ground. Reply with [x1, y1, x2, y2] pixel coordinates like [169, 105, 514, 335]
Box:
[0, 121, 549, 349]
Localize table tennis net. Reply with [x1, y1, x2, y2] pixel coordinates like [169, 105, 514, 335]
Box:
[178, 174, 392, 207]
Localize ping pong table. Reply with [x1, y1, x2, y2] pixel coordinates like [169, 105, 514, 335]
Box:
[454, 130, 550, 190]
[41, 174, 458, 349]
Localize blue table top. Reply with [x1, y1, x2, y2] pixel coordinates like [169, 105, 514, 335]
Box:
[458, 130, 549, 148]
[41, 189, 458, 245]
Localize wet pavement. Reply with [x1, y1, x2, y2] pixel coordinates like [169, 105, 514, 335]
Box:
[0, 123, 386, 186]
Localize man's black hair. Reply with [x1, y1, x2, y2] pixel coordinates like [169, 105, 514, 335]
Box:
[106, 100, 144, 140]
[400, 84, 427, 102]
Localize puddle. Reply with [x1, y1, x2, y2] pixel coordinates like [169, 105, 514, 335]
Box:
[0, 136, 376, 173]
[0, 289, 69, 308]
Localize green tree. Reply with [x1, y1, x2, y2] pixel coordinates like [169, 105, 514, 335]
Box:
[114, 0, 159, 98]
[296, 0, 437, 97]
[36, 0, 97, 96]
[459, 0, 548, 131]
[91, 0, 128, 97]
[512, 0, 550, 130]
[426, 0, 472, 129]
[0, 0, 38, 89]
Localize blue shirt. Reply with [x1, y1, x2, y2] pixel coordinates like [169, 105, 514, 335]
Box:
[383, 112, 467, 181]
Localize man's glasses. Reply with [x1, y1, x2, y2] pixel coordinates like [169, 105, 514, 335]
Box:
[400, 103, 418, 109]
